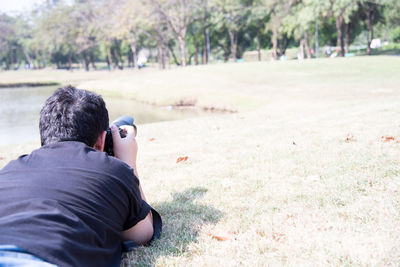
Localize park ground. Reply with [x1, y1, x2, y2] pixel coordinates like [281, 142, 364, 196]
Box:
[0, 56, 400, 266]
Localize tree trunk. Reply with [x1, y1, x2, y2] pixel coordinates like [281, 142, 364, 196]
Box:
[345, 23, 350, 54]
[202, 26, 208, 64]
[195, 45, 199, 65]
[279, 35, 288, 56]
[89, 52, 96, 70]
[257, 26, 262, 61]
[336, 14, 344, 57]
[299, 39, 305, 60]
[366, 8, 375, 56]
[130, 44, 137, 68]
[206, 30, 210, 62]
[22, 47, 32, 68]
[5, 57, 10, 70]
[82, 51, 89, 71]
[272, 26, 278, 60]
[165, 46, 170, 69]
[127, 52, 132, 68]
[168, 42, 180, 66]
[35, 49, 41, 69]
[228, 30, 237, 61]
[42, 52, 48, 68]
[224, 50, 229, 62]
[113, 47, 122, 70]
[178, 35, 186, 66]
[315, 20, 319, 58]
[304, 32, 311, 59]
[188, 53, 193, 65]
[106, 45, 113, 70]
[202, 0, 209, 64]
[157, 39, 164, 69]
[68, 51, 72, 70]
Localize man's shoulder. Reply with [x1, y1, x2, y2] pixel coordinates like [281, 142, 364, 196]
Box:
[2, 141, 134, 179]
[52, 141, 134, 175]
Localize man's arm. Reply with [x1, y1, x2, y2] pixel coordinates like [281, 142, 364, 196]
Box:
[111, 125, 154, 245]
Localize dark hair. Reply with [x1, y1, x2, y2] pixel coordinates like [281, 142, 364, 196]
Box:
[39, 86, 109, 147]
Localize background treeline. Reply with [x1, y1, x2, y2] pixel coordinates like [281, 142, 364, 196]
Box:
[0, 0, 399, 71]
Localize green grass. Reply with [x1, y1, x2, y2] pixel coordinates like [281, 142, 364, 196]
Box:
[1, 56, 400, 266]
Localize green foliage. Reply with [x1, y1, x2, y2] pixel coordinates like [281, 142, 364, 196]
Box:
[0, 13, 17, 69]
[390, 27, 400, 43]
[1, 0, 399, 70]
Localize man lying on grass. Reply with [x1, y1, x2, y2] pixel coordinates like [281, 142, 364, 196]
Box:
[0, 86, 160, 266]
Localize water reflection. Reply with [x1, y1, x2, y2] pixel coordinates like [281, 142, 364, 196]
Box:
[0, 86, 203, 146]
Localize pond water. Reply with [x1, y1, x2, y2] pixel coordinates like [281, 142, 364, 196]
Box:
[0, 86, 203, 146]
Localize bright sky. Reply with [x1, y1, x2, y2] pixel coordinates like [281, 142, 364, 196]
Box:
[0, 0, 45, 15]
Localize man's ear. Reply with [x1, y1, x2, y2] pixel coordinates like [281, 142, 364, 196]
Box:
[94, 131, 107, 151]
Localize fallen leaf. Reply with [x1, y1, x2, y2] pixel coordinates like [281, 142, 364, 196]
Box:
[256, 229, 266, 237]
[208, 230, 233, 241]
[345, 133, 355, 142]
[292, 141, 297, 145]
[381, 136, 395, 142]
[272, 232, 285, 242]
[149, 138, 156, 142]
[176, 156, 189, 163]
[0, 156, 4, 160]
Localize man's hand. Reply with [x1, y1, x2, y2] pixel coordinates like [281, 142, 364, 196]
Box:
[111, 124, 137, 169]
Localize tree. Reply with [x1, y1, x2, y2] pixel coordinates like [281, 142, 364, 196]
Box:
[212, 0, 250, 61]
[150, 0, 200, 66]
[33, 1, 99, 70]
[0, 14, 18, 69]
[249, 0, 271, 61]
[359, 0, 384, 55]
[95, 0, 124, 70]
[200, 0, 211, 64]
[321, 0, 358, 56]
[113, 0, 151, 68]
[281, 0, 315, 59]
[138, 0, 174, 69]
[384, 0, 400, 43]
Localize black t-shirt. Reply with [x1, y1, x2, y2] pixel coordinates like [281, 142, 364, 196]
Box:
[0, 141, 151, 267]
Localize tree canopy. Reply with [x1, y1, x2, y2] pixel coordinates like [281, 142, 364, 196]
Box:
[0, 0, 398, 70]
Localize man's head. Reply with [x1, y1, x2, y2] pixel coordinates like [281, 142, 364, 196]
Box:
[39, 86, 109, 148]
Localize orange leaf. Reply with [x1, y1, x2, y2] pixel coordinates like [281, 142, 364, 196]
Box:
[208, 230, 232, 241]
[149, 138, 156, 142]
[176, 156, 189, 163]
[345, 133, 354, 142]
[381, 136, 395, 142]
[0, 156, 3, 160]
[272, 232, 285, 242]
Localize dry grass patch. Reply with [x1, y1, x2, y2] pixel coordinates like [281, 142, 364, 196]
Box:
[127, 99, 400, 266]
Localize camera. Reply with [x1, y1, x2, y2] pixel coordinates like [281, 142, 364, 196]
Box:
[104, 115, 137, 156]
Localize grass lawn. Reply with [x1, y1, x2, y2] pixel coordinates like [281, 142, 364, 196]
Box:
[1, 56, 400, 266]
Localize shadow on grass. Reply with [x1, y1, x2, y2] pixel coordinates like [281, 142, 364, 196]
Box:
[121, 187, 223, 266]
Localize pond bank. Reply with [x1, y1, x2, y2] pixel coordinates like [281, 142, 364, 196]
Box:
[0, 82, 59, 88]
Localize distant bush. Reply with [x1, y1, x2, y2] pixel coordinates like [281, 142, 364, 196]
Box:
[390, 27, 400, 43]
